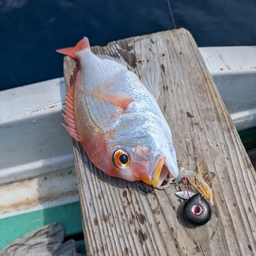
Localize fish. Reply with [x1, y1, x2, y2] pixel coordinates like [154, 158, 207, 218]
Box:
[56, 37, 178, 188]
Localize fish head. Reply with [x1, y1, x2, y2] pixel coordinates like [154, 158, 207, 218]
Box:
[104, 117, 179, 188]
[109, 146, 177, 188]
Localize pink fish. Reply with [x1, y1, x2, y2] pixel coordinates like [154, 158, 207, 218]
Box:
[57, 37, 178, 188]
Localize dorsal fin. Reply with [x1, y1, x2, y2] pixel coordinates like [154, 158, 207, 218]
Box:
[140, 59, 161, 101]
[56, 37, 90, 59]
[62, 68, 80, 142]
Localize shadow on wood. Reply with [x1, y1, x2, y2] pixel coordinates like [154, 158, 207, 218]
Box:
[63, 28, 256, 256]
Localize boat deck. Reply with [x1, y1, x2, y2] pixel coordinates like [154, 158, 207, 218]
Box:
[63, 29, 256, 255]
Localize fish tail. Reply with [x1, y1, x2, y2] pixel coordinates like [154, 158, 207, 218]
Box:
[56, 37, 90, 59]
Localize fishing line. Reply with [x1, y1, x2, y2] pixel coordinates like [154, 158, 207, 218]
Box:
[166, 0, 177, 29]
[183, 169, 190, 198]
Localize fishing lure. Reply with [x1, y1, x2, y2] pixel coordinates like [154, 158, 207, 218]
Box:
[173, 164, 217, 226]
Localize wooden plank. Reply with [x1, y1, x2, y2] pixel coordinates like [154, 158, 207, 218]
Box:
[63, 28, 256, 256]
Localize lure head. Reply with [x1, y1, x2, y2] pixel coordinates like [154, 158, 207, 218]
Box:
[176, 192, 212, 226]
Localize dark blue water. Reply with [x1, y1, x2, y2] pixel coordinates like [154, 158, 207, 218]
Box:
[1, 0, 256, 91]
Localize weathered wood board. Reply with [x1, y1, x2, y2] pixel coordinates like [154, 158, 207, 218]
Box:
[63, 29, 256, 256]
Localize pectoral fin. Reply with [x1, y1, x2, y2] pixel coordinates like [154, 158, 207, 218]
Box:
[91, 91, 134, 110]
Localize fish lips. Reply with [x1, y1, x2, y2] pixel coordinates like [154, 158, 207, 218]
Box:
[144, 156, 176, 188]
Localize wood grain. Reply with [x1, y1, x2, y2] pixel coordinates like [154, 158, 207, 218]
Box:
[63, 28, 256, 256]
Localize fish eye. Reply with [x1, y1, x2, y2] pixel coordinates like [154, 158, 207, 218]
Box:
[112, 149, 130, 168]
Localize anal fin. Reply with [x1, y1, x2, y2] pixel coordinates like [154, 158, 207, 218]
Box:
[140, 59, 161, 101]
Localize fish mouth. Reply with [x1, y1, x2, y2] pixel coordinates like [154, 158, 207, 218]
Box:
[152, 157, 171, 188]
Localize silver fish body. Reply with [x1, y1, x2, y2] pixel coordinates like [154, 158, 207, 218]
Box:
[58, 37, 178, 187]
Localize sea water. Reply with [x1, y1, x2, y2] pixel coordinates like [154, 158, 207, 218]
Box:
[0, 0, 255, 90]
